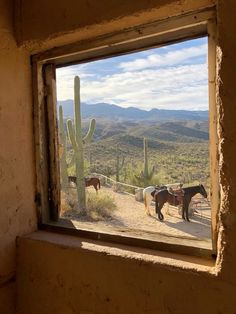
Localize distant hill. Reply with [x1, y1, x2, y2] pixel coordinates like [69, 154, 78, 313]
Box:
[102, 134, 169, 150]
[79, 119, 209, 154]
[127, 122, 209, 143]
[58, 100, 208, 122]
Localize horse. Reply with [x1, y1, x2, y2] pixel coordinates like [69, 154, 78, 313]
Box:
[152, 184, 207, 222]
[68, 176, 101, 194]
[85, 177, 101, 194]
[143, 183, 182, 216]
[143, 185, 167, 215]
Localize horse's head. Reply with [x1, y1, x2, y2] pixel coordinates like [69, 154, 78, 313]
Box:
[199, 184, 207, 198]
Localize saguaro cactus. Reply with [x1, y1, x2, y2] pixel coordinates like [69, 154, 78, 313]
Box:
[58, 105, 69, 191]
[135, 138, 155, 187]
[115, 146, 125, 182]
[67, 76, 96, 211]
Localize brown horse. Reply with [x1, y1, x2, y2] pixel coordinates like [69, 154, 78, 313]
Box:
[152, 184, 207, 222]
[68, 176, 101, 193]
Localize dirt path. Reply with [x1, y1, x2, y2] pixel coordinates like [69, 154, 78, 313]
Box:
[63, 186, 211, 244]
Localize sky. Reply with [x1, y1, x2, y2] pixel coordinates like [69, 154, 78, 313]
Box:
[56, 37, 208, 111]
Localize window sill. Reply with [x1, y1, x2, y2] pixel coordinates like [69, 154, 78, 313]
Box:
[35, 221, 216, 274]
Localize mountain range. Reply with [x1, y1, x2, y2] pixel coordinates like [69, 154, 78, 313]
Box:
[58, 100, 208, 122]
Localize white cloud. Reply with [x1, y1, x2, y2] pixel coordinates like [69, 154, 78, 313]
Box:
[56, 42, 208, 110]
[80, 64, 207, 110]
[119, 44, 207, 72]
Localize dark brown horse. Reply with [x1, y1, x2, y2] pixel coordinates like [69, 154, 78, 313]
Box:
[152, 184, 207, 222]
[68, 176, 101, 193]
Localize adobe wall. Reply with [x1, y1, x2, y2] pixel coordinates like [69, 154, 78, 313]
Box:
[15, 0, 215, 52]
[0, 1, 37, 313]
[17, 232, 236, 314]
[15, 0, 236, 313]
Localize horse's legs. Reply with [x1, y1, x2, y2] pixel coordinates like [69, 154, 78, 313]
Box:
[158, 204, 164, 221]
[155, 199, 164, 221]
[182, 203, 185, 220]
[144, 194, 151, 216]
[182, 199, 190, 222]
[185, 200, 190, 222]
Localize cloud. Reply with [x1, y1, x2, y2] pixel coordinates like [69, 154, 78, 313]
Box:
[80, 64, 207, 110]
[118, 44, 207, 72]
[56, 40, 208, 111]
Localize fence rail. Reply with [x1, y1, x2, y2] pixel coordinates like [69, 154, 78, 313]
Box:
[66, 174, 209, 209]
[68, 172, 183, 195]
[91, 173, 141, 190]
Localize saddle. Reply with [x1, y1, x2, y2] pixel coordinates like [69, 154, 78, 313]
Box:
[151, 185, 167, 198]
[168, 187, 184, 205]
[154, 185, 167, 191]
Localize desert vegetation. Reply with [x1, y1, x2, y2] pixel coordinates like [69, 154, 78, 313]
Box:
[58, 76, 210, 225]
[61, 119, 209, 188]
[82, 119, 209, 189]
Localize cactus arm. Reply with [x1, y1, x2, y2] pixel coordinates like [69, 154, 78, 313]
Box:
[64, 76, 96, 211]
[135, 138, 155, 187]
[83, 118, 96, 144]
[67, 153, 75, 168]
[67, 120, 78, 152]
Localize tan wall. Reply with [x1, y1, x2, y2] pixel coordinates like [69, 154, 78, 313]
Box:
[15, 0, 215, 52]
[0, 1, 37, 313]
[216, 0, 236, 284]
[17, 232, 236, 314]
[0, 0, 232, 313]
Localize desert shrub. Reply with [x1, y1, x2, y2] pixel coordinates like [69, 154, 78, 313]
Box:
[61, 189, 117, 221]
[86, 190, 117, 219]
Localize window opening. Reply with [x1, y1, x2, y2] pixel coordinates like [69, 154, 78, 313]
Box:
[56, 37, 212, 250]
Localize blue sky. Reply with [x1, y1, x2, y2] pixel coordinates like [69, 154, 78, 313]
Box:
[56, 37, 208, 111]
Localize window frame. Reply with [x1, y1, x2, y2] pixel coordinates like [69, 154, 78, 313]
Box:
[32, 7, 219, 259]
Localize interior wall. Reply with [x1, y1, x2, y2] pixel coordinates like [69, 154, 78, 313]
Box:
[216, 0, 236, 284]
[0, 1, 37, 313]
[11, 0, 236, 313]
[15, 0, 215, 52]
[17, 232, 236, 314]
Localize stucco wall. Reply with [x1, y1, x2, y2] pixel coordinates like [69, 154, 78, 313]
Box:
[0, 1, 37, 313]
[15, 0, 215, 52]
[16, 232, 236, 314]
[0, 0, 230, 313]
[14, 0, 236, 313]
[216, 0, 236, 285]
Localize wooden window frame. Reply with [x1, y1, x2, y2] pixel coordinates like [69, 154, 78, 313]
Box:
[32, 7, 219, 259]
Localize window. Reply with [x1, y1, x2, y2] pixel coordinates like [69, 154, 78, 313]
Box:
[32, 9, 218, 258]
